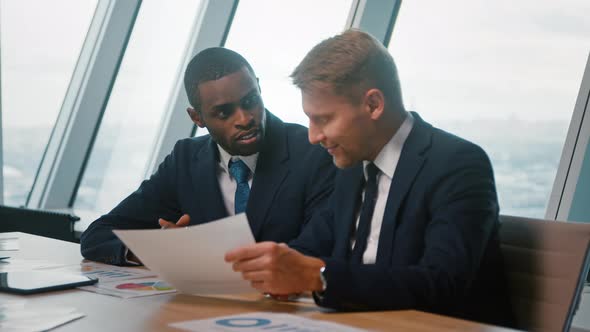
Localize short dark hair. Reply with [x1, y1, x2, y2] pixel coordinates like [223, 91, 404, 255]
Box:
[184, 47, 255, 109]
[291, 29, 403, 109]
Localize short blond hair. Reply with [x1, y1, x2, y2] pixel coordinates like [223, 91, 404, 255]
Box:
[291, 29, 403, 109]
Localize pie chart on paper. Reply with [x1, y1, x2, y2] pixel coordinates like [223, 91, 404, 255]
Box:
[116, 281, 174, 291]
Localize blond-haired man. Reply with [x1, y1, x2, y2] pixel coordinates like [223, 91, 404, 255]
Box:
[226, 30, 514, 327]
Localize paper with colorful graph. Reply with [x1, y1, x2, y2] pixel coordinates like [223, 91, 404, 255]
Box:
[113, 213, 255, 296]
[83, 277, 176, 298]
[45, 261, 175, 298]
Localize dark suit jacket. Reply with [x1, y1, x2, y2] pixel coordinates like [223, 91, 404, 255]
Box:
[81, 111, 336, 265]
[289, 113, 514, 327]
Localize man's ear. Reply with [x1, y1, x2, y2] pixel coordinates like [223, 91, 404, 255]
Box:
[365, 89, 385, 120]
[187, 107, 205, 128]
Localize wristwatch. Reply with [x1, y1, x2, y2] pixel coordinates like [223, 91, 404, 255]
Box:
[313, 265, 328, 302]
[319, 265, 327, 292]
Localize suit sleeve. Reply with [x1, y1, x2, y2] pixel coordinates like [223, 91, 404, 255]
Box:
[289, 207, 335, 257]
[315, 145, 499, 312]
[79, 142, 184, 266]
[287, 147, 337, 256]
[302, 148, 337, 226]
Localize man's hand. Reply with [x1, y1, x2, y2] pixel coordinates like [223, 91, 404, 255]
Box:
[225, 242, 325, 295]
[158, 214, 190, 229]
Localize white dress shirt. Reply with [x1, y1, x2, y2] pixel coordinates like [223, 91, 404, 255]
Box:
[217, 145, 258, 215]
[351, 112, 414, 264]
[124, 144, 259, 264]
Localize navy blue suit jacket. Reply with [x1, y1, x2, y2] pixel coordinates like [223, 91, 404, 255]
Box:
[81, 111, 336, 265]
[290, 113, 514, 327]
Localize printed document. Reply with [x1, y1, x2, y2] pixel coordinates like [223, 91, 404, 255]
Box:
[114, 213, 255, 295]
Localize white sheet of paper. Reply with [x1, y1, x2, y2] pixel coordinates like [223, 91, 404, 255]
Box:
[113, 213, 255, 295]
[0, 304, 85, 332]
[170, 312, 367, 332]
[0, 237, 19, 251]
[0, 258, 66, 273]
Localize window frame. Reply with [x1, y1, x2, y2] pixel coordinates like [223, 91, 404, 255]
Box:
[146, 0, 239, 174]
[7, 0, 586, 221]
[146, 0, 406, 172]
[0, 40, 3, 204]
[385, 1, 590, 220]
[546, 53, 590, 222]
[348, 0, 401, 45]
[15, 0, 406, 209]
[27, 0, 141, 209]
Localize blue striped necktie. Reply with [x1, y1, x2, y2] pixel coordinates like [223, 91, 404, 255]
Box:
[229, 159, 250, 214]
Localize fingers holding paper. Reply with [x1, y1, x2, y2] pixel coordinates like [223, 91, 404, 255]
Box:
[225, 242, 325, 295]
[159, 214, 190, 229]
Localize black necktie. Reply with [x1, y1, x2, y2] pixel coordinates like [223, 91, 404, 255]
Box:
[350, 162, 379, 263]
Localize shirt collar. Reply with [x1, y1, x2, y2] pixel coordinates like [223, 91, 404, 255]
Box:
[217, 144, 258, 174]
[363, 112, 414, 179]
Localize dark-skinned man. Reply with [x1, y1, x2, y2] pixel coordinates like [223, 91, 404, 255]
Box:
[81, 48, 336, 266]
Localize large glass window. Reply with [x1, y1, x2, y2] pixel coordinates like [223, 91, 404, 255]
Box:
[74, 0, 202, 220]
[0, 0, 97, 205]
[222, 0, 353, 128]
[389, 0, 590, 217]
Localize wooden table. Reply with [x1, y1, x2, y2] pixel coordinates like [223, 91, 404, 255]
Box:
[0, 232, 519, 331]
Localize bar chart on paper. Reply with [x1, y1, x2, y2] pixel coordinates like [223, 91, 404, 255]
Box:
[80, 263, 155, 282]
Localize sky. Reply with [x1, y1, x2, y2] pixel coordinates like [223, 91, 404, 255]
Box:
[1, 0, 98, 127]
[389, 0, 590, 126]
[2, 0, 588, 127]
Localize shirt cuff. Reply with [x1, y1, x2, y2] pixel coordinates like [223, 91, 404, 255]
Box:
[123, 247, 141, 266]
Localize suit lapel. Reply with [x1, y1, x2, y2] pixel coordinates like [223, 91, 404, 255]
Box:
[190, 137, 228, 224]
[376, 113, 432, 264]
[333, 165, 364, 259]
[247, 111, 290, 239]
